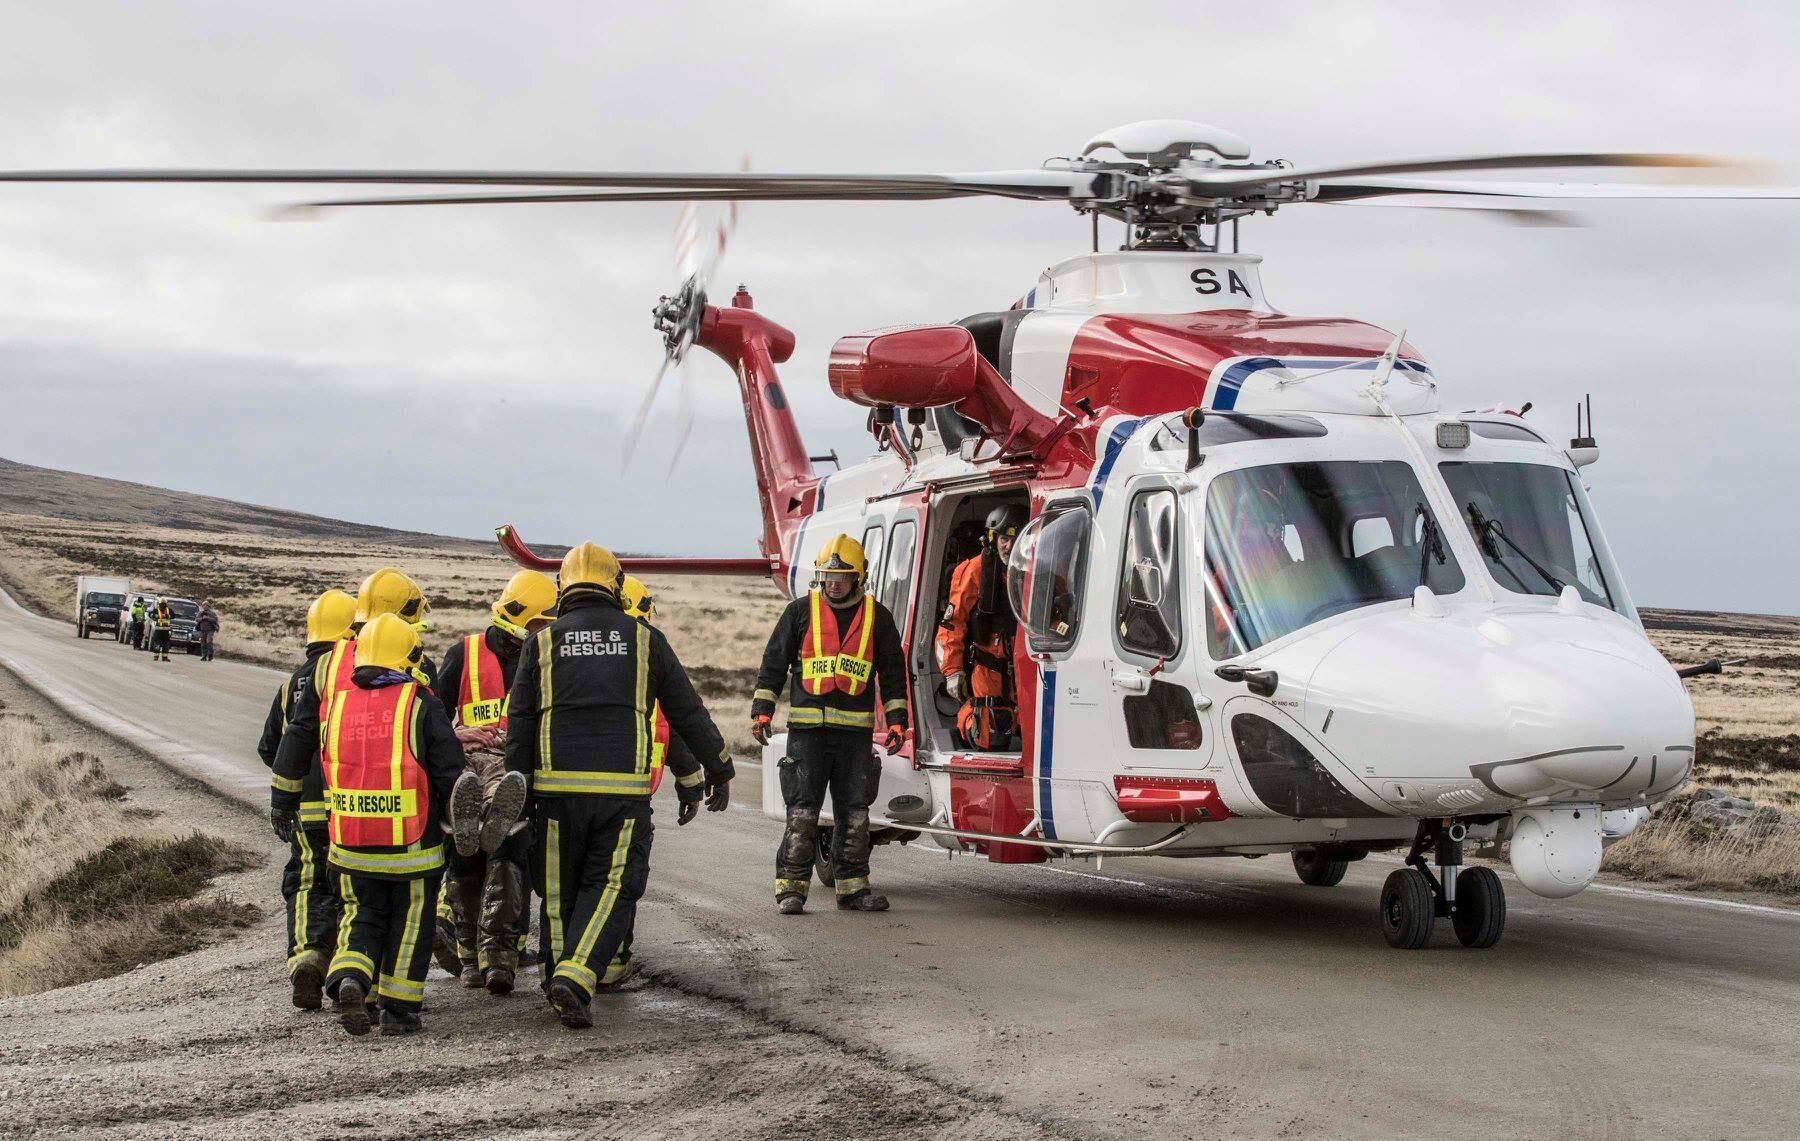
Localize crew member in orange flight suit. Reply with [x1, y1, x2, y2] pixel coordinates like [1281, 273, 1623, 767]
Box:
[935, 505, 1025, 751]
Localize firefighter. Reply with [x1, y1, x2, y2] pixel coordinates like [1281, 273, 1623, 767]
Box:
[433, 569, 556, 995]
[150, 596, 173, 661]
[273, 613, 463, 1037]
[270, 567, 437, 863]
[751, 534, 909, 916]
[259, 587, 357, 1010]
[935, 505, 1024, 751]
[505, 542, 733, 1030]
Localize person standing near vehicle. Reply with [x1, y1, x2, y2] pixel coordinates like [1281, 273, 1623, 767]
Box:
[127, 596, 148, 650]
[196, 601, 220, 662]
[936, 505, 1024, 751]
[274, 613, 463, 1037]
[751, 534, 910, 916]
[433, 569, 556, 996]
[505, 542, 734, 1030]
[260, 588, 357, 1010]
[150, 597, 173, 661]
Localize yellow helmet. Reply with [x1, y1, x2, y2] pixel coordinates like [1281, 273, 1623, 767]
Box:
[813, 534, 867, 579]
[492, 570, 557, 637]
[355, 567, 431, 631]
[353, 612, 426, 682]
[620, 575, 655, 623]
[305, 588, 357, 644]
[559, 541, 623, 595]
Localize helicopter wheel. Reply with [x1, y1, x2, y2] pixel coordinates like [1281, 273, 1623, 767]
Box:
[1292, 849, 1349, 887]
[814, 824, 835, 888]
[1452, 866, 1506, 948]
[1380, 868, 1436, 949]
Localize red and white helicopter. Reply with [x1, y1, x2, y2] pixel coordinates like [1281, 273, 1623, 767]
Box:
[12, 121, 1791, 947]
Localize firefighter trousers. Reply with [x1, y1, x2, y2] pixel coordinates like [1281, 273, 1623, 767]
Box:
[281, 826, 339, 978]
[444, 833, 529, 972]
[328, 871, 441, 1014]
[776, 727, 881, 900]
[531, 795, 652, 1002]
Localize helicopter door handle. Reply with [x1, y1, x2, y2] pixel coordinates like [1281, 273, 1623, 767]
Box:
[1215, 664, 1279, 698]
[1110, 669, 1151, 693]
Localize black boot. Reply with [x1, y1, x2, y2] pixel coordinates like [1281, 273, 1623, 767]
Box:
[777, 893, 806, 916]
[290, 962, 323, 1010]
[337, 979, 372, 1037]
[837, 889, 890, 912]
[547, 978, 593, 1029]
[379, 1006, 422, 1035]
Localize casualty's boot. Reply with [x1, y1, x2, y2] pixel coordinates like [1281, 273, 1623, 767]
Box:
[479, 771, 528, 855]
[485, 967, 515, 996]
[547, 978, 593, 1029]
[837, 889, 890, 912]
[449, 769, 484, 858]
[432, 899, 461, 976]
[379, 1006, 422, 1036]
[290, 949, 327, 1010]
[460, 960, 485, 988]
[337, 979, 372, 1037]
[777, 893, 806, 916]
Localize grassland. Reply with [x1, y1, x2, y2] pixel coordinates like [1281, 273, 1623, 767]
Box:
[0, 705, 259, 996]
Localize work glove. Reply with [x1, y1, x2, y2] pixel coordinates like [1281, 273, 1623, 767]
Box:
[945, 672, 967, 702]
[750, 714, 773, 746]
[705, 778, 731, 814]
[676, 782, 703, 826]
[270, 808, 296, 843]
[883, 726, 906, 756]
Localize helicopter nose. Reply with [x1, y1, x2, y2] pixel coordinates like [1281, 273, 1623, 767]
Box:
[1301, 608, 1695, 808]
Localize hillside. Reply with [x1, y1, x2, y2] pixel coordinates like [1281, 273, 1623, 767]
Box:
[0, 456, 486, 549]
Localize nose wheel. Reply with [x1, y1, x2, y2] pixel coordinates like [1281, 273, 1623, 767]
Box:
[1380, 820, 1507, 950]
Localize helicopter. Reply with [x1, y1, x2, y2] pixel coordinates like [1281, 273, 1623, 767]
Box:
[9, 120, 1793, 948]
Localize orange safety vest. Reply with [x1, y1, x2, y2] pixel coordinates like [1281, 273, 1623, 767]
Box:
[456, 633, 508, 729]
[317, 637, 358, 727]
[800, 591, 876, 697]
[649, 705, 669, 794]
[323, 681, 429, 849]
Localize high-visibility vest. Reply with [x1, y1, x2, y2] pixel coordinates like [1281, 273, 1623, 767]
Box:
[800, 591, 876, 697]
[317, 638, 358, 727]
[323, 681, 429, 849]
[649, 705, 670, 794]
[456, 633, 508, 729]
[154, 605, 171, 630]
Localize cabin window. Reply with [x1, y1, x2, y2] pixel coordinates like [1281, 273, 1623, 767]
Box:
[879, 519, 917, 621]
[1123, 681, 1203, 750]
[861, 524, 885, 600]
[1116, 489, 1182, 659]
[1204, 461, 1466, 657]
[1439, 462, 1617, 611]
[1006, 503, 1092, 655]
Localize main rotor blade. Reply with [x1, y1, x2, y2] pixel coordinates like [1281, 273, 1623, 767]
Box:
[1320, 198, 1586, 227]
[620, 351, 675, 471]
[0, 166, 1093, 198]
[1313, 176, 1800, 201]
[276, 185, 975, 216]
[1181, 152, 1735, 196]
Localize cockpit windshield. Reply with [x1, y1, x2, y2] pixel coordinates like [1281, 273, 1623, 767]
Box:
[1205, 461, 1465, 657]
[1439, 461, 1617, 611]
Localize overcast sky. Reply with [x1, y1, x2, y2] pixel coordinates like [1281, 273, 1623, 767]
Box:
[1, 2, 1796, 612]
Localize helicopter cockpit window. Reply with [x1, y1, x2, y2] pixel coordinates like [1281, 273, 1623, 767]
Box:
[879, 520, 918, 621]
[1204, 461, 1466, 658]
[1007, 504, 1092, 655]
[1439, 462, 1618, 611]
[1117, 489, 1182, 659]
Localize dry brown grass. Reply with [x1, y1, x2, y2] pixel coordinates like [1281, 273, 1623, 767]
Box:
[0, 712, 259, 996]
[1606, 815, 1800, 897]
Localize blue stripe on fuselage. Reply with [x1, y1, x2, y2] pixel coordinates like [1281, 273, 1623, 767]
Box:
[1036, 666, 1057, 841]
[1211, 356, 1434, 411]
[1089, 417, 1145, 508]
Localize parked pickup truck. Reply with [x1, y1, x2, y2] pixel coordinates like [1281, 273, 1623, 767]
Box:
[74, 575, 131, 639]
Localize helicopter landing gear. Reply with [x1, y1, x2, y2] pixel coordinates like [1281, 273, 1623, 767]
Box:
[1292, 849, 1349, 887]
[1380, 819, 1507, 950]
